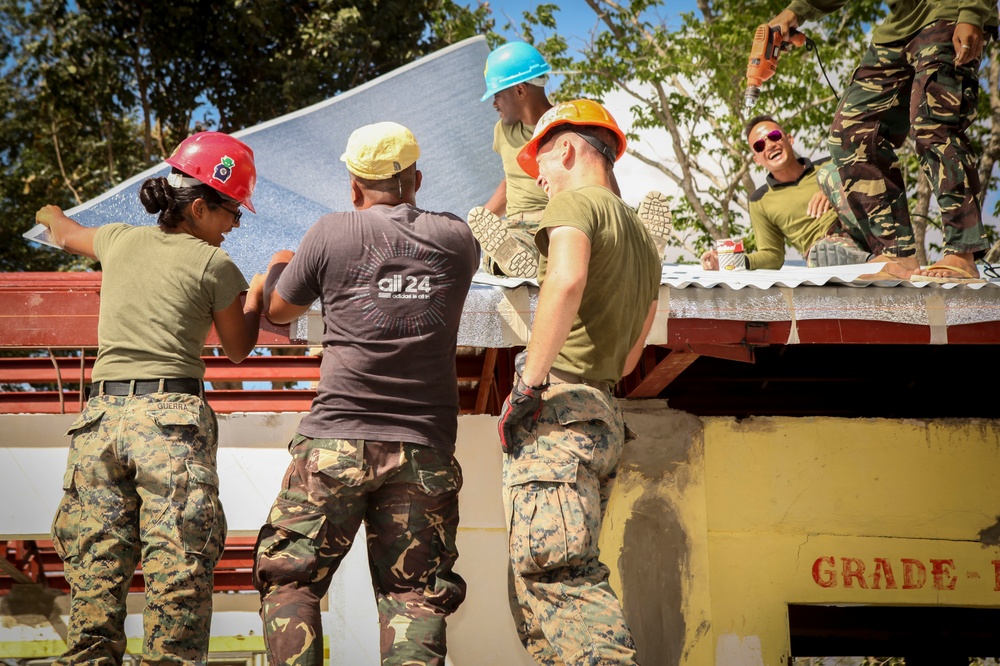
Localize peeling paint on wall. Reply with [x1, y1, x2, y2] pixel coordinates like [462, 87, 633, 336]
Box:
[979, 515, 1000, 546]
[715, 633, 765, 666]
[621, 494, 687, 665]
[616, 402, 705, 666]
[618, 408, 702, 481]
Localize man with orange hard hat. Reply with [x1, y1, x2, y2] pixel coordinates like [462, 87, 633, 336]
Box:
[497, 98, 660, 664]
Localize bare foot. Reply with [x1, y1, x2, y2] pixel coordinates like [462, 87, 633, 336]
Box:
[859, 254, 919, 280]
[911, 253, 979, 280]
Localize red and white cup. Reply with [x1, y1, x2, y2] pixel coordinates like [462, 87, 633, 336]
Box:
[717, 238, 746, 271]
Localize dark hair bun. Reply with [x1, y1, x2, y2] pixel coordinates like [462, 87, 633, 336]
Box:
[139, 177, 174, 215]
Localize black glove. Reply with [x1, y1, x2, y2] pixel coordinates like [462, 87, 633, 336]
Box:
[498, 351, 548, 455]
[498, 378, 546, 455]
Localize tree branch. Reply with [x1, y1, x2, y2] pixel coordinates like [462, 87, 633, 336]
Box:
[50, 119, 83, 206]
[977, 45, 1000, 206]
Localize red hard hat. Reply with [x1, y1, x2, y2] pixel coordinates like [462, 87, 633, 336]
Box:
[165, 131, 257, 213]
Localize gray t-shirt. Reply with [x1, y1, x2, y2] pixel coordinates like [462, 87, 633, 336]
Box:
[276, 204, 478, 450]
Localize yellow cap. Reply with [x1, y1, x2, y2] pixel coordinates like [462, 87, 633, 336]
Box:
[340, 122, 421, 180]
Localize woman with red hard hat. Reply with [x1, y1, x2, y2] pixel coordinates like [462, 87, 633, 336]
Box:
[36, 131, 263, 665]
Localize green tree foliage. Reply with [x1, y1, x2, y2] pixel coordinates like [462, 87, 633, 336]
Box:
[0, 0, 492, 272]
[0, 0, 147, 271]
[507, 0, 998, 262]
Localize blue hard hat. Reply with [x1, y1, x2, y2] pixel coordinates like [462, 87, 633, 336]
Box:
[481, 41, 551, 102]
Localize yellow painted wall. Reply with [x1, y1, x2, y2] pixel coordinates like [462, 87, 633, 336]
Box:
[610, 406, 1000, 665]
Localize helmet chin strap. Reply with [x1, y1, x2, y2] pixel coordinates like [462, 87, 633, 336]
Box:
[574, 130, 617, 165]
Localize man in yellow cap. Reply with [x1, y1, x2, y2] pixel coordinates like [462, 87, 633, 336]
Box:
[252, 121, 478, 666]
[498, 99, 660, 664]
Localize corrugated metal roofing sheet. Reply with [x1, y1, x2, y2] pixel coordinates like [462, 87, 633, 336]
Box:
[472, 262, 1000, 290]
[459, 263, 1000, 347]
[657, 263, 1000, 290]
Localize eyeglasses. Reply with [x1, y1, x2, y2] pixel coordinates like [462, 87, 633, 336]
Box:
[752, 129, 784, 153]
[220, 205, 242, 225]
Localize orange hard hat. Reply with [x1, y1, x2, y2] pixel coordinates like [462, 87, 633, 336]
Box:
[165, 131, 257, 213]
[516, 99, 627, 179]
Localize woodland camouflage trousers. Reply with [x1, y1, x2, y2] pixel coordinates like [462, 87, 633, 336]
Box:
[253, 436, 466, 666]
[51, 391, 225, 665]
[503, 383, 638, 666]
[827, 19, 990, 258]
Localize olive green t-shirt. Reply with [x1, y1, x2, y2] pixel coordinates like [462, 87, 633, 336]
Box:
[536, 186, 661, 384]
[786, 0, 998, 44]
[746, 157, 835, 270]
[92, 224, 248, 381]
[493, 119, 550, 215]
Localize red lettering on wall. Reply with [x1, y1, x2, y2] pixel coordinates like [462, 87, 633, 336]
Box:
[842, 557, 869, 589]
[930, 559, 957, 590]
[812, 556, 837, 588]
[811, 557, 996, 592]
[902, 558, 927, 590]
[871, 558, 897, 589]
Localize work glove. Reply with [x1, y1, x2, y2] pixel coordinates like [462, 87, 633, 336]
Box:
[497, 351, 548, 455]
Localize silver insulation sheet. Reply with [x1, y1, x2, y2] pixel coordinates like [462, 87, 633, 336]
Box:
[64, 37, 500, 278]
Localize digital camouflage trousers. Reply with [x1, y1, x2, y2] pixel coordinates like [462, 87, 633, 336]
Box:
[828, 20, 989, 258]
[503, 383, 638, 666]
[51, 391, 226, 665]
[253, 436, 466, 666]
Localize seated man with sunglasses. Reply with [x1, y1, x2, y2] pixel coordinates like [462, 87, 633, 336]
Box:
[701, 115, 870, 271]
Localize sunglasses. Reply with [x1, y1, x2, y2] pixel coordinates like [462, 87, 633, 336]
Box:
[752, 130, 784, 153]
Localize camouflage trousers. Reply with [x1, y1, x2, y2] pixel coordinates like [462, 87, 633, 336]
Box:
[814, 160, 873, 252]
[483, 209, 544, 275]
[503, 384, 638, 665]
[828, 19, 989, 258]
[253, 436, 466, 666]
[51, 390, 226, 665]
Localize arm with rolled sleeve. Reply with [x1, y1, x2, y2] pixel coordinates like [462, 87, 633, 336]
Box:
[784, 0, 849, 23]
[958, 0, 996, 29]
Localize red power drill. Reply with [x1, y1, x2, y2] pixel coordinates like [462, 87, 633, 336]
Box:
[744, 24, 807, 108]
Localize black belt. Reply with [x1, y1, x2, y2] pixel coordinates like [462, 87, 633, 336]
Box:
[547, 368, 613, 392]
[90, 379, 203, 398]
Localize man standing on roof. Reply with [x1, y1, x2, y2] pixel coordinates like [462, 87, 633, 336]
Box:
[468, 41, 554, 278]
[769, 0, 998, 283]
[252, 122, 478, 666]
[498, 99, 660, 664]
[701, 115, 871, 270]
[470, 41, 671, 278]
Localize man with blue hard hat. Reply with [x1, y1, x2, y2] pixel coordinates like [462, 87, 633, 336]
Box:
[469, 41, 672, 278]
[468, 41, 554, 278]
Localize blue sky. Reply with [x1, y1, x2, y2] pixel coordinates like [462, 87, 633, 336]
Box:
[474, 0, 702, 44]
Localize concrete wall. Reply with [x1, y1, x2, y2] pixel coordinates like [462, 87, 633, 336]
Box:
[3, 407, 1000, 664]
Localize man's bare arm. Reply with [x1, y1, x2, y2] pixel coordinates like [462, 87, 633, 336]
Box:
[520, 226, 591, 387]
